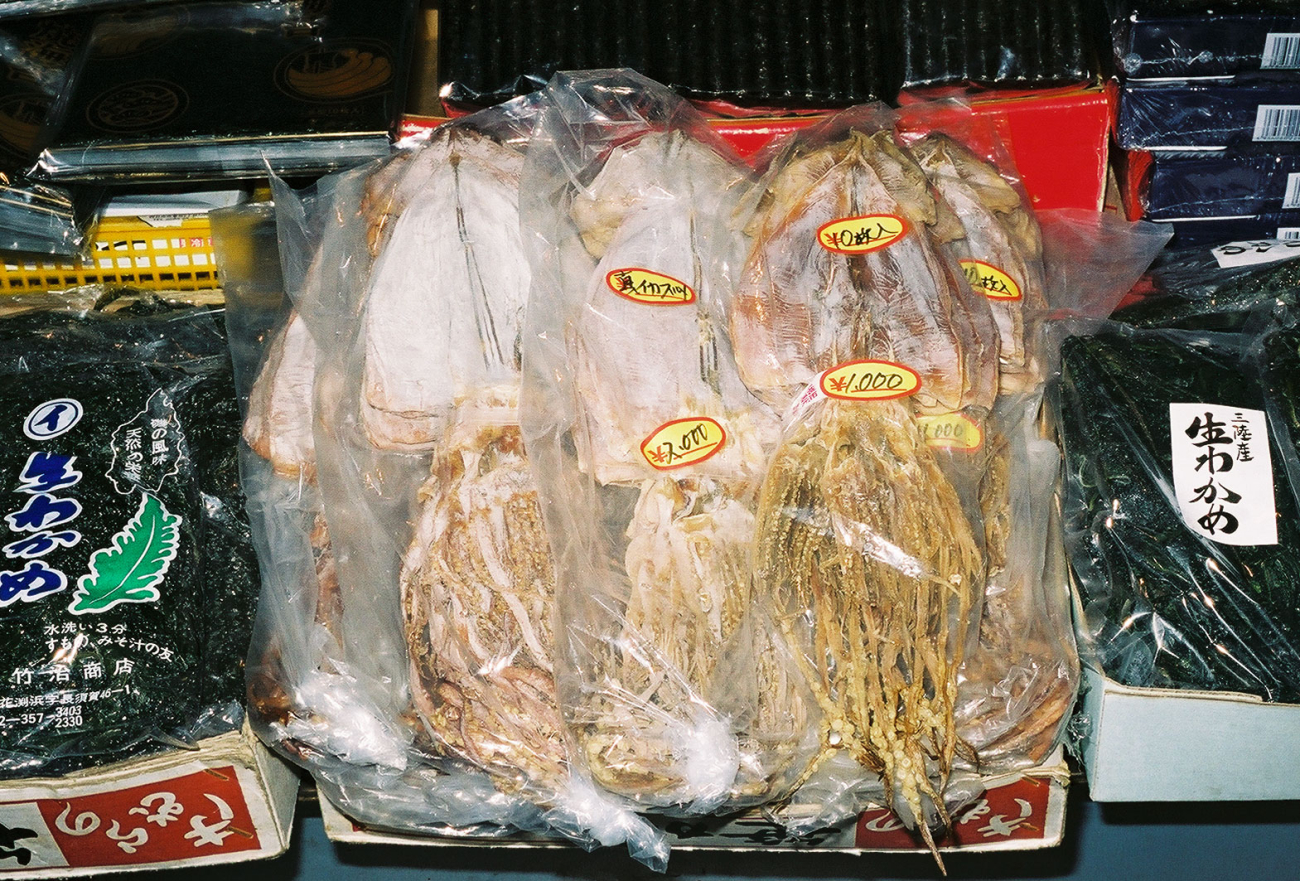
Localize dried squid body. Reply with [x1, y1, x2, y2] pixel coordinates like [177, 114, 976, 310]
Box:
[753, 388, 983, 849]
[361, 128, 531, 451]
[911, 134, 1048, 395]
[732, 122, 998, 418]
[570, 129, 771, 485]
[400, 385, 570, 794]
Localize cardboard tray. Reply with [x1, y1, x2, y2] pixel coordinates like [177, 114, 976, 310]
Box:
[1077, 666, 1300, 802]
[318, 752, 1069, 856]
[0, 722, 298, 877]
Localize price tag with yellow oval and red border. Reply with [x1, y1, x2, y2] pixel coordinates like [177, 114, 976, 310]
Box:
[817, 215, 909, 255]
[787, 359, 923, 423]
[606, 268, 695, 306]
[917, 411, 984, 452]
[641, 417, 727, 470]
[961, 259, 1021, 301]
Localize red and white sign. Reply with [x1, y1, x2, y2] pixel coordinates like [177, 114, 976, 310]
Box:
[0, 766, 262, 871]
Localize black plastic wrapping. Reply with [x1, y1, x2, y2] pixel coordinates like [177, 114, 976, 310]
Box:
[0, 14, 92, 254]
[1112, 0, 1300, 78]
[1144, 149, 1300, 220]
[1119, 76, 1300, 150]
[900, 0, 1105, 89]
[439, 0, 901, 106]
[31, 0, 418, 184]
[0, 297, 259, 778]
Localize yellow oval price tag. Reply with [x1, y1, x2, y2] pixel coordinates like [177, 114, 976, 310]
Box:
[641, 417, 727, 470]
[819, 360, 921, 402]
[606, 268, 696, 306]
[917, 412, 984, 451]
[816, 215, 909, 255]
[960, 259, 1022, 301]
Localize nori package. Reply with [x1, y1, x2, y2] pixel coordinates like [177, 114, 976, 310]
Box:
[0, 296, 258, 777]
[1158, 211, 1300, 248]
[1055, 322, 1300, 702]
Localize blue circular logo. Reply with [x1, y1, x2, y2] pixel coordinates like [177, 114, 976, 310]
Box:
[23, 399, 84, 440]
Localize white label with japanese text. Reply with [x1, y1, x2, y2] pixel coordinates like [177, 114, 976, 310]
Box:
[1170, 403, 1277, 546]
[1211, 238, 1300, 269]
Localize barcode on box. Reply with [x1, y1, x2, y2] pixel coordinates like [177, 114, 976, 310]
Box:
[1263, 33, 1300, 69]
[1286, 174, 1300, 210]
[1253, 106, 1300, 142]
[1278, 228, 1300, 241]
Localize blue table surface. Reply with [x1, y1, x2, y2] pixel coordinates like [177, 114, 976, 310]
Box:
[145, 784, 1300, 881]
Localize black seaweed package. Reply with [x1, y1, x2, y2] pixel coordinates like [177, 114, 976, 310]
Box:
[0, 300, 258, 778]
[1055, 324, 1300, 702]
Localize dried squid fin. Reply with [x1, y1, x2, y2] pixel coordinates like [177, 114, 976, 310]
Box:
[244, 310, 317, 480]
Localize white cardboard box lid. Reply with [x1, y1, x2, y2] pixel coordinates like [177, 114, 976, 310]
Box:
[1079, 666, 1300, 802]
[0, 722, 298, 877]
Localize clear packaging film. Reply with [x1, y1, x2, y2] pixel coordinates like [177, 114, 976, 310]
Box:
[1111, 0, 1300, 78]
[231, 69, 1171, 864]
[1161, 212, 1300, 248]
[0, 15, 92, 255]
[30, 0, 417, 184]
[0, 291, 258, 779]
[232, 96, 667, 866]
[1118, 76, 1300, 150]
[1140, 149, 1300, 220]
[1054, 249, 1300, 701]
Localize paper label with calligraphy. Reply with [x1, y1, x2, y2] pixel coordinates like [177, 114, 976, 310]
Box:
[1211, 238, 1300, 269]
[1170, 403, 1277, 546]
[960, 259, 1022, 301]
[605, 268, 695, 306]
[0, 765, 261, 870]
[640, 417, 726, 471]
[918, 412, 983, 451]
[855, 774, 1053, 848]
[817, 215, 909, 255]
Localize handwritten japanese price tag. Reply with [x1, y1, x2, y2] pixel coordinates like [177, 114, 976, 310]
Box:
[0, 766, 260, 870]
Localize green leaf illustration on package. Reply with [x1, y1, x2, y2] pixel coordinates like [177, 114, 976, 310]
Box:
[68, 493, 181, 615]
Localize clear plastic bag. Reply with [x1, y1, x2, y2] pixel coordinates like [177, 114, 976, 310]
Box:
[231, 99, 666, 866]
[0, 291, 256, 778]
[519, 70, 792, 815]
[1055, 320, 1300, 703]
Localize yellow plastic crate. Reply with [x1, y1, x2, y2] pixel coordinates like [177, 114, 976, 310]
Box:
[0, 215, 220, 294]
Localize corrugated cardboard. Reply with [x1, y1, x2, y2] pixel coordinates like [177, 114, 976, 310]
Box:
[0, 722, 298, 877]
[318, 752, 1069, 855]
[1078, 666, 1300, 802]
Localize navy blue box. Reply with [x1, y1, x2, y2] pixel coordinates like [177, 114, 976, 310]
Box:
[1165, 211, 1300, 247]
[1119, 77, 1300, 149]
[1114, 4, 1300, 79]
[1144, 150, 1300, 219]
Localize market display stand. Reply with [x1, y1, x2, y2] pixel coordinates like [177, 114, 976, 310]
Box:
[133, 780, 1299, 881]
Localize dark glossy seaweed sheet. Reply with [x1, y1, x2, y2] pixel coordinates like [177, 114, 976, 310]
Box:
[1056, 325, 1300, 701]
[0, 301, 257, 778]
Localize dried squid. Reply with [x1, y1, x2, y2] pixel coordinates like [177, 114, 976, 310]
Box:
[523, 94, 786, 809]
[243, 310, 317, 480]
[732, 127, 999, 417]
[753, 396, 983, 854]
[401, 386, 567, 793]
[361, 128, 530, 451]
[911, 134, 1047, 394]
